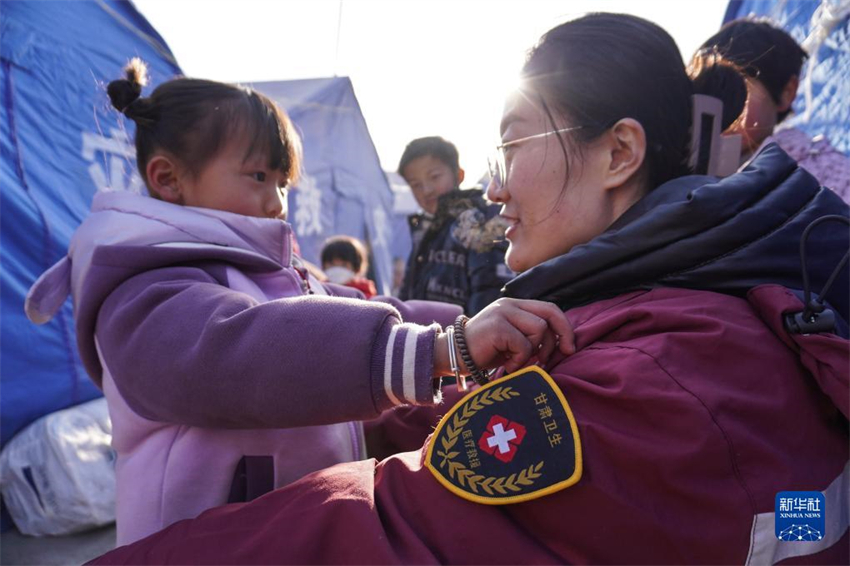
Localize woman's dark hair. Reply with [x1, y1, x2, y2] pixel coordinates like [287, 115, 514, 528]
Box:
[696, 18, 807, 123]
[688, 56, 748, 131]
[321, 235, 368, 274]
[398, 136, 460, 178]
[522, 13, 695, 190]
[107, 58, 301, 193]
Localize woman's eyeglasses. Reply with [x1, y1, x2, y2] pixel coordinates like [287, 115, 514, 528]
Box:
[487, 126, 584, 189]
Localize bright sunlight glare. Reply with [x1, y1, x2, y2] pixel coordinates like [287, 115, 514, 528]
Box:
[133, 0, 729, 183]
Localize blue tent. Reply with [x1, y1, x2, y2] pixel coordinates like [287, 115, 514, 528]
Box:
[251, 78, 396, 294]
[1, 0, 182, 449]
[1, 2, 399, 458]
[724, 0, 850, 155]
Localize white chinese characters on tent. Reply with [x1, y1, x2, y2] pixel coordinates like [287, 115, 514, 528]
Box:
[251, 77, 396, 294]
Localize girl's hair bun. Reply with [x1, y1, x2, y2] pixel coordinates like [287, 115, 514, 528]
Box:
[107, 57, 149, 115]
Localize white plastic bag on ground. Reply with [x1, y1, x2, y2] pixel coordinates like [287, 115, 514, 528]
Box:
[0, 398, 115, 536]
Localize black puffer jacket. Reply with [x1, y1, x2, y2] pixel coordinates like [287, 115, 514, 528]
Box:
[399, 188, 512, 315]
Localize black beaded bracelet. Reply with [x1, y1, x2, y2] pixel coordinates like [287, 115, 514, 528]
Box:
[453, 315, 489, 386]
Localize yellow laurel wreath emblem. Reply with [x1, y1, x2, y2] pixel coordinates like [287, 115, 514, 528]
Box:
[433, 385, 544, 495]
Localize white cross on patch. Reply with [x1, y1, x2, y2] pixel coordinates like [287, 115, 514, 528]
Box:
[487, 423, 517, 454]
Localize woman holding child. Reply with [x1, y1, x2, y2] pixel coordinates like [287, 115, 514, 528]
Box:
[89, 12, 848, 564]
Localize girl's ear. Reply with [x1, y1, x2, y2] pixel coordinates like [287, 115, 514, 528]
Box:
[601, 118, 647, 191]
[146, 155, 183, 204]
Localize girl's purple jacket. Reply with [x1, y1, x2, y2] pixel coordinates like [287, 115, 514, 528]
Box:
[26, 191, 460, 545]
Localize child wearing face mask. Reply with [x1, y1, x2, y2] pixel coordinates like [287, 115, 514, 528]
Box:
[320, 235, 377, 298]
[25, 59, 574, 546]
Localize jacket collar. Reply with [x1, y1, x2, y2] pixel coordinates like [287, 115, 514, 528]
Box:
[503, 144, 850, 323]
[81, 191, 293, 267]
[409, 188, 486, 231]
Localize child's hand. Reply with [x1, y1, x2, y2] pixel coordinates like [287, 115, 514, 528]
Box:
[464, 298, 575, 374]
[433, 298, 575, 378]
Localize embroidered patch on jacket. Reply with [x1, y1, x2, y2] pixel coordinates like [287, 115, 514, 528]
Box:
[425, 366, 581, 504]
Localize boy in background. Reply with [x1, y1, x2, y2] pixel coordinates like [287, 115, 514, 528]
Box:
[397, 136, 511, 315]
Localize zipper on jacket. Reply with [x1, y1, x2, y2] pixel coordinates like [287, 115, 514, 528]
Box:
[293, 265, 313, 294]
[290, 255, 314, 295]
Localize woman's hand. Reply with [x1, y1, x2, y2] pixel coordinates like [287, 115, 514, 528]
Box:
[433, 298, 575, 377]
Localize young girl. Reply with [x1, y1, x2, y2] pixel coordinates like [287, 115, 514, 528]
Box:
[91, 14, 848, 564]
[25, 59, 572, 546]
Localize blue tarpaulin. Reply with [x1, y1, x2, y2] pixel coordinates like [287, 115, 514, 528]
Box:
[251, 77, 396, 295]
[1, 2, 398, 455]
[724, 0, 850, 155]
[1, 0, 181, 448]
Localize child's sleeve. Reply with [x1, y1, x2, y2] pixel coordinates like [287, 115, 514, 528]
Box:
[95, 265, 441, 429]
[371, 296, 462, 328]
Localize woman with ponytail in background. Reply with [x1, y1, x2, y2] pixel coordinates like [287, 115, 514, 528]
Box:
[689, 18, 850, 203]
[91, 13, 848, 564]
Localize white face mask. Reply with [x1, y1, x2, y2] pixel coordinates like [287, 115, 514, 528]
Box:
[324, 265, 356, 285]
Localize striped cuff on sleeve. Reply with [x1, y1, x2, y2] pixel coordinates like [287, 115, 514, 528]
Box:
[371, 320, 441, 411]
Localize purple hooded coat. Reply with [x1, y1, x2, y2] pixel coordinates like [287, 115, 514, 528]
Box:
[26, 191, 461, 545]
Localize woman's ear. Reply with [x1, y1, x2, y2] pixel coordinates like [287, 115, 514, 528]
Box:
[601, 118, 647, 190]
[778, 75, 799, 113]
[146, 155, 183, 203]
